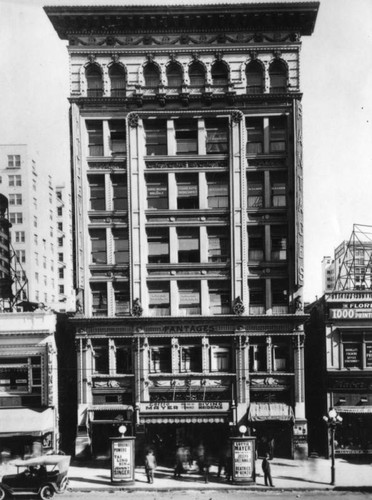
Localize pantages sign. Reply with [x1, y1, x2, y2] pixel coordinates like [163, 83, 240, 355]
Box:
[327, 291, 372, 320]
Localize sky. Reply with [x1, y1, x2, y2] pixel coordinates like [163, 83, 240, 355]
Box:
[0, 0, 371, 302]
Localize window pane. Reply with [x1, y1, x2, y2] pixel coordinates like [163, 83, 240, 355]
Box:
[167, 62, 183, 89]
[109, 64, 126, 97]
[269, 60, 287, 93]
[246, 118, 263, 154]
[114, 283, 130, 314]
[86, 121, 103, 156]
[90, 229, 107, 264]
[207, 172, 229, 208]
[109, 120, 126, 154]
[176, 173, 198, 209]
[271, 225, 287, 261]
[249, 342, 266, 371]
[246, 61, 264, 94]
[248, 226, 264, 261]
[89, 175, 105, 210]
[112, 230, 129, 264]
[86, 65, 103, 97]
[148, 282, 170, 316]
[180, 347, 201, 372]
[178, 228, 199, 263]
[150, 347, 171, 372]
[205, 118, 229, 154]
[147, 228, 169, 263]
[208, 228, 230, 262]
[271, 279, 288, 313]
[112, 175, 127, 210]
[249, 279, 265, 314]
[146, 174, 168, 209]
[175, 119, 198, 155]
[271, 172, 287, 207]
[270, 116, 287, 152]
[92, 339, 109, 372]
[144, 120, 167, 155]
[178, 281, 200, 315]
[208, 281, 231, 314]
[144, 63, 160, 88]
[211, 61, 228, 87]
[247, 173, 264, 208]
[91, 283, 108, 316]
[189, 62, 205, 89]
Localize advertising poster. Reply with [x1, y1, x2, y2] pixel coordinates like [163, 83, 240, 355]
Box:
[111, 438, 134, 483]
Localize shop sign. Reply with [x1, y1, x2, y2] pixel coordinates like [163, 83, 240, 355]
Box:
[162, 324, 215, 334]
[329, 379, 371, 390]
[343, 344, 362, 368]
[366, 344, 372, 368]
[139, 401, 229, 412]
[327, 291, 372, 302]
[329, 309, 372, 320]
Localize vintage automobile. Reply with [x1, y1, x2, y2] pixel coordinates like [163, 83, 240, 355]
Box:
[0, 455, 70, 500]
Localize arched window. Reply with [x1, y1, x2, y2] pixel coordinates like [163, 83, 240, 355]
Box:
[109, 64, 126, 97]
[269, 60, 287, 93]
[166, 62, 183, 90]
[144, 63, 160, 88]
[189, 61, 205, 90]
[86, 64, 103, 97]
[246, 60, 264, 94]
[211, 61, 228, 89]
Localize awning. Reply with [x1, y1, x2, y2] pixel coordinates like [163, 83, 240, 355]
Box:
[140, 416, 226, 424]
[335, 406, 372, 414]
[248, 403, 294, 422]
[0, 408, 54, 437]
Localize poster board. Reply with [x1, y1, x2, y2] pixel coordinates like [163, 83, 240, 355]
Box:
[110, 437, 135, 484]
[230, 436, 256, 484]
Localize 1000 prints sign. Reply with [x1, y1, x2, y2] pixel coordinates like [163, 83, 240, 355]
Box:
[329, 308, 372, 320]
[112, 441, 132, 481]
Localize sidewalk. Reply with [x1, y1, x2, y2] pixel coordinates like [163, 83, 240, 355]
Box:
[1, 457, 371, 491]
[66, 457, 372, 491]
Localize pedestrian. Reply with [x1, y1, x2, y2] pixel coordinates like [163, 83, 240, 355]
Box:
[174, 445, 185, 479]
[261, 452, 274, 487]
[145, 449, 157, 484]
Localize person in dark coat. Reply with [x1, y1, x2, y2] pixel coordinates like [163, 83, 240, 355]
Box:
[261, 453, 274, 487]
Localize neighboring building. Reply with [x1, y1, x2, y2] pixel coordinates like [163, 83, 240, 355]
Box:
[0, 311, 59, 458]
[56, 185, 75, 312]
[305, 291, 372, 457]
[321, 256, 335, 294]
[0, 145, 74, 312]
[46, 1, 319, 460]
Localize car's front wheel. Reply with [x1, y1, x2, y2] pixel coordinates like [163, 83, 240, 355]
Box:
[39, 485, 55, 500]
[0, 485, 6, 500]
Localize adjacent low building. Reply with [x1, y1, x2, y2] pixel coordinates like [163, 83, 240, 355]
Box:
[0, 311, 59, 459]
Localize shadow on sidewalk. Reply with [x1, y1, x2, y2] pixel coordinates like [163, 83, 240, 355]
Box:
[68, 476, 111, 486]
[277, 475, 330, 485]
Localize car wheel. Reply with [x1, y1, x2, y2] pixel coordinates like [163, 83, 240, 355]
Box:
[0, 485, 6, 500]
[39, 485, 55, 500]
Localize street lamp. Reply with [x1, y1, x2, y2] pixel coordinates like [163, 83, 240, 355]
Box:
[323, 407, 343, 485]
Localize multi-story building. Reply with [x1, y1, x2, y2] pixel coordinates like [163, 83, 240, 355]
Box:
[0, 311, 59, 458]
[46, 1, 319, 461]
[0, 145, 74, 312]
[56, 184, 75, 312]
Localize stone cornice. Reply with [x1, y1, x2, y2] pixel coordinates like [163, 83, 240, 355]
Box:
[45, 3, 319, 39]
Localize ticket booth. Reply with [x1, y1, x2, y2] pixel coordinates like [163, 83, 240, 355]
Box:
[230, 435, 256, 484]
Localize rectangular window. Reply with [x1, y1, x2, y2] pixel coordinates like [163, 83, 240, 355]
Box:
[59, 284, 64, 294]
[88, 175, 105, 211]
[58, 268, 64, 279]
[271, 172, 287, 207]
[270, 116, 287, 152]
[247, 173, 264, 208]
[249, 341, 267, 372]
[205, 118, 229, 154]
[178, 227, 199, 263]
[57, 206, 63, 216]
[90, 229, 107, 264]
[271, 225, 287, 261]
[178, 281, 200, 315]
[58, 253, 63, 262]
[271, 279, 288, 314]
[7, 155, 21, 168]
[148, 282, 170, 316]
[175, 119, 198, 155]
[176, 173, 198, 209]
[149, 346, 171, 373]
[249, 279, 265, 314]
[112, 175, 128, 211]
[116, 344, 132, 374]
[91, 283, 108, 316]
[58, 237, 63, 247]
[147, 228, 169, 263]
[15, 250, 26, 263]
[144, 120, 167, 155]
[210, 346, 231, 372]
[207, 228, 230, 263]
[58, 222, 63, 231]
[43, 256, 47, 269]
[10, 212, 23, 224]
[246, 118, 263, 154]
[146, 174, 168, 209]
[56, 191, 62, 200]
[272, 342, 291, 371]
[15, 231, 25, 243]
[207, 172, 229, 208]
[35, 252, 39, 265]
[109, 120, 126, 155]
[92, 339, 109, 373]
[114, 283, 130, 315]
[9, 194, 22, 206]
[86, 121, 104, 156]
[208, 280, 231, 315]
[112, 230, 129, 264]
[248, 226, 264, 261]
[180, 346, 201, 372]
[8, 175, 21, 186]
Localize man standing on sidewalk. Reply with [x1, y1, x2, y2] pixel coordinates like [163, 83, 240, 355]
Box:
[262, 453, 274, 487]
[145, 449, 157, 484]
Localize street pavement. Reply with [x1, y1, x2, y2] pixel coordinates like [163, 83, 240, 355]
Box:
[1, 457, 372, 492]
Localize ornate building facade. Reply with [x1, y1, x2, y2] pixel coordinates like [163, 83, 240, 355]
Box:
[46, 1, 319, 460]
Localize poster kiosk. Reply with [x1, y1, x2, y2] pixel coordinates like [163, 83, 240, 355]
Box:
[110, 428, 135, 484]
[230, 432, 256, 484]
